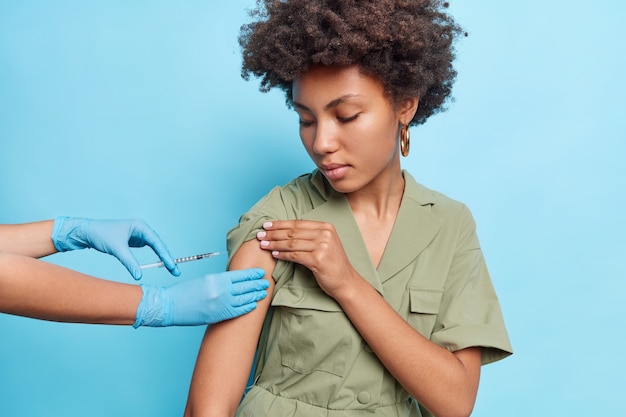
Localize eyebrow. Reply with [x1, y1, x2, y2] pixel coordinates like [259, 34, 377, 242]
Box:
[294, 94, 363, 113]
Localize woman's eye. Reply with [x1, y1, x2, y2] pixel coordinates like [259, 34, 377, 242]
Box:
[338, 114, 359, 123]
[299, 119, 314, 127]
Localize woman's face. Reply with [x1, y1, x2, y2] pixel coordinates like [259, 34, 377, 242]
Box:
[292, 65, 416, 195]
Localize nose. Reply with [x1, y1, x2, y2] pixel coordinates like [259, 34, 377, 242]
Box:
[312, 120, 339, 155]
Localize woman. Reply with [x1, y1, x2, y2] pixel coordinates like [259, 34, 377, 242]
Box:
[0, 216, 268, 327]
[185, 1, 512, 416]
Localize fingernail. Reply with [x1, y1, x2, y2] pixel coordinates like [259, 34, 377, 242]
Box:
[263, 222, 273, 229]
[260, 240, 269, 247]
[271, 251, 279, 257]
[257, 231, 266, 239]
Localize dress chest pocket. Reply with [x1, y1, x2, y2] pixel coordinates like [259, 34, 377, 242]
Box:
[406, 287, 443, 338]
[271, 285, 353, 378]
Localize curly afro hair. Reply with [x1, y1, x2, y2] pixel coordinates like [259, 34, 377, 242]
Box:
[239, 0, 464, 125]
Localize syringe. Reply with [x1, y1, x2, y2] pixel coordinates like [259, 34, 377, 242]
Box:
[140, 251, 225, 270]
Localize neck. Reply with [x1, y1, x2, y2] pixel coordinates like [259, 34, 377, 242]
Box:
[346, 166, 405, 220]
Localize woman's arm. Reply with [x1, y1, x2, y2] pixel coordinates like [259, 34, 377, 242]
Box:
[184, 240, 275, 417]
[0, 221, 57, 258]
[259, 220, 481, 417]
[334, 275, 481, 417]
[0, 252, 140, 324]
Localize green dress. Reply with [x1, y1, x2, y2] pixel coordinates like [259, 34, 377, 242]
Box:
[227, 170, 513, 417]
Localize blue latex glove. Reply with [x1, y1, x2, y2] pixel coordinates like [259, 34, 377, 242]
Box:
[133, 268, 269, 327]
[51, 216, 180, 280]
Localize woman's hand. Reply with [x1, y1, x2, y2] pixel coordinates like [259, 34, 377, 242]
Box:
[256, 220, 358, 298]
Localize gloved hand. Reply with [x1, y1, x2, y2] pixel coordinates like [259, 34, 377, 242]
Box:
[133, 268, 269, 327]
[51, 216, 179, 280]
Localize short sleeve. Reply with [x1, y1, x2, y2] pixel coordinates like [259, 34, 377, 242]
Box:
[227, 172, 330, 285]
[227, 187, 282, 281]
[430, 205, 513, 365]
[227, 187, 282, 248]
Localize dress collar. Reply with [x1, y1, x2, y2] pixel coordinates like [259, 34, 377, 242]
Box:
[304, 170, 441, 292]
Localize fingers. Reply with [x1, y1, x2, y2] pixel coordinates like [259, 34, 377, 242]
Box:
[224, 268, 266, 283]
[256, 221, 333, 254]
[231, 275, 270, 295]
[149, 238, 180, 277]
[224, 269, 269, 307]
[261, 220, 325, 231]
[260, 220, 336, 240]
[112, 248, 143, 280]
[232, 290, 267, 308]
[257, 233, 320, 253]
[129, 220, 180, 277]
[227, 302, 258, 318]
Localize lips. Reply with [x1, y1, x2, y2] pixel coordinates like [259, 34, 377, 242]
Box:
[320, 163, 350, 180]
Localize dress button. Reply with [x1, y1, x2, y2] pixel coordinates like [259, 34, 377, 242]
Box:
[357, 391, 371, 404]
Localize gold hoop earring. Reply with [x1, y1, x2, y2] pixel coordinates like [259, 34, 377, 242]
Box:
[400, 124, 410, 157]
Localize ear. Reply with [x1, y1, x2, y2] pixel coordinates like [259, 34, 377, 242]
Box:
[398, 97, 419, 125]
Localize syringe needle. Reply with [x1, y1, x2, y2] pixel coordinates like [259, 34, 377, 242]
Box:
[140, 251, 225, 270]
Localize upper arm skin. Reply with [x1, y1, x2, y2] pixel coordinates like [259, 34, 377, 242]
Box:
[184, 239, 276, 417]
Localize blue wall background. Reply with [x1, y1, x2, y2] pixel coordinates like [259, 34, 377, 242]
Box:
[1, 1, 624, 416]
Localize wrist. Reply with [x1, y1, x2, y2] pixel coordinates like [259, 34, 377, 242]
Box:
[133, 284, 166, 328]
[51, 216, 88, 252]
[51, 216, 70, 251]
[333, 270, 368, 306]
